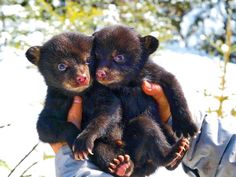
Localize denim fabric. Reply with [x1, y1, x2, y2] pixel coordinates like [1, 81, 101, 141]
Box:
[182, 114, 236, 177]
[55, 145, 112, 177]
[55, 113, 236, 177]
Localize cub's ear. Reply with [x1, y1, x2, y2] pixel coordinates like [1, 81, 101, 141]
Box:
[25, 46, 41, 65]
[140, 35, 159, 54]
[92, 31, 97, 36]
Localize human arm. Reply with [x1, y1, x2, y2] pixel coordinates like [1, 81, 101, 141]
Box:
[51, 95, 114, 177]
[181, 114, 236, 177]
[38, 88, 80, 151]
[50, 96, 82, 153]
[142, 80, 171, 123]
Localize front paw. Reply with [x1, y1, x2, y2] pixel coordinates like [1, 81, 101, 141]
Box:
[172, 116, 198, 138]
[72, 132, 96, 160]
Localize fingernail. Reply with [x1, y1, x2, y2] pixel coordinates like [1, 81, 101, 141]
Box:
[144, 80, 152, 90]
[74, 96, 82, 103]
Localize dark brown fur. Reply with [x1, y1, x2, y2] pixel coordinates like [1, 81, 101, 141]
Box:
[93, 25, 198, 177]
[25, 32, 129, 175]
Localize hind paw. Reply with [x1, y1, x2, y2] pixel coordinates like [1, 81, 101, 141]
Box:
[108, 154, 134, 177]
[166, 138, 190, 170]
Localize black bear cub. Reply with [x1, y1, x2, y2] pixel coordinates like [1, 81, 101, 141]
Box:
[93, 25, 198, 177]
[25, 32, 133, 176]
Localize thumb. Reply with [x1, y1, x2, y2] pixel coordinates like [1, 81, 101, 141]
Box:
[68, 96, 83, 129]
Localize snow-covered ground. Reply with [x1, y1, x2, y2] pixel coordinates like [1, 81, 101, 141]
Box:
[0, 46, 235, 177]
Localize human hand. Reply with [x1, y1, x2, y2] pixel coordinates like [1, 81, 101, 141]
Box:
[50, 96, 83, 153]
[67, 96, 83, 129]
[142, 81, 191, 169]
[142, 80, 171, 123]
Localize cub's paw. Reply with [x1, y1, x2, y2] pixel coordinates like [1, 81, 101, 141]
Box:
[72, 132, 96, 160]
[172, 116, 198, 137]
[108, 155, 134, 177]
[166, 138, 190, 170]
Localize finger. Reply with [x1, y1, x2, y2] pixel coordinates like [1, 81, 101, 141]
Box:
[142, 80, 165, 99]
[70, 96, 82, 116]
[142, 80, 171, 123]
[142, 80, 161, 97]
[68, 96, 83, 129]
[74, 96, 82, 104]
[50, 142, 66, 154]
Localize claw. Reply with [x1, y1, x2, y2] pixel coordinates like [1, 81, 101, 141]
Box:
[107, 154, 133, 176]
[118, 155, 124, 162]
[82, 151, 88, 160]
[113, 158, 120, 165]
[79, 153, 84, 161]
[88, 148, 94, 155]
[72, 145, 75, 152]
[109, 163, 116, 169]
[175, 153, 181, 158]
[108, 167, 115, 173]
[74, 154, 80, 160]
[124, 154, 130, 161]
[179, 146, 186, 152]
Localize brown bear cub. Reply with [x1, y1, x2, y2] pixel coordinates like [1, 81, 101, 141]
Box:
[93, 25, 198, 177]
[25, 32, 133, 176]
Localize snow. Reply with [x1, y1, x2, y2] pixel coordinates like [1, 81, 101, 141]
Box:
[0, 45, 235, 177]
[1, 5, 26, 16]
[180, 1, 236, 50]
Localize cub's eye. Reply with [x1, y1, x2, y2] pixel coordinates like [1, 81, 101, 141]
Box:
[57, 63, 68, 71]
[114, 55, 125, 63]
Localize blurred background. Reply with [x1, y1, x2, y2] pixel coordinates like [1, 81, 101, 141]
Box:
[0, 0, 235, 177]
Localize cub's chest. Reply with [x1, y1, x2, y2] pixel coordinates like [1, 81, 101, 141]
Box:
[116, 87, 154, 119]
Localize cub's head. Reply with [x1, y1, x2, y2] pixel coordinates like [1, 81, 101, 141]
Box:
[93, 25, 158, 88]
[25, 32, 94, 94]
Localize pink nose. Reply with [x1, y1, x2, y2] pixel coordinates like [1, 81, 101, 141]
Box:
[76, 75, 87, 84]
[96, 70, 106, 80]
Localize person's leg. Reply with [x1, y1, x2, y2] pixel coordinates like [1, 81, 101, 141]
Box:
[182, 114, 236, 177]
[55, 145, 113, 177]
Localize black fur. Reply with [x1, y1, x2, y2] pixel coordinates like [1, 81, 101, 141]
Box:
[25, 32, 125, 175]
[94, 25, 198, 177]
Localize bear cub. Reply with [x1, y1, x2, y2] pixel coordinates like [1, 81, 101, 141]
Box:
[93, 25, 198, 177]
[25, 32, 131, 176]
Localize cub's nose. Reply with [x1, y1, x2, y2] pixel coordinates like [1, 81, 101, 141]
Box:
[96, 70, 107, 80]
[76, 75, 87, 85]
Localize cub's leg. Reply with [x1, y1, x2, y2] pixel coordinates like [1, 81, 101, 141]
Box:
[124, 114, 187, 177]
[92, 125, 134, 177]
